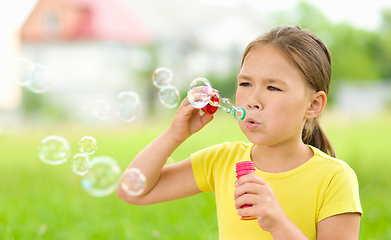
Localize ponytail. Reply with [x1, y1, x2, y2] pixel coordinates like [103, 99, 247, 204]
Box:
[303, 118, 335, 158]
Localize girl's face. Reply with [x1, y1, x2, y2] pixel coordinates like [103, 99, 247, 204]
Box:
[236, 45, 314, 147]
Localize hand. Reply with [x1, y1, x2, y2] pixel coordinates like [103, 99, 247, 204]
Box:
[234, 173, 288, 233]
[167, 97, 214, 142]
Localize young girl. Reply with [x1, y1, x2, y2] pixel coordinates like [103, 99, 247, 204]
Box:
[117, 26, 362, 239]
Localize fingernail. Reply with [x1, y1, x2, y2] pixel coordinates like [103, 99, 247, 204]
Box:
[235, 181, 238, 187]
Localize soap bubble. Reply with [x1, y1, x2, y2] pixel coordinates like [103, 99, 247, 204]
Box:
[158, 85, 180, 108]
[81, 156, 121, 197]
[92, 100, 111, 120]
[38, 135, 71, 165]
[152, 67, 173, 88]
[26, 63, 53, 94]
[70, 153, 90, 176]
[78, 136, 98, 155]
[115, 91, 141, 122]
[8, 57, 35, 86]
[120, 168, 147, 196]
[188, 77, 213, 109]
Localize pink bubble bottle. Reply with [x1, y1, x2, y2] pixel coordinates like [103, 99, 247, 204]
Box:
[235, 161, 257, 220]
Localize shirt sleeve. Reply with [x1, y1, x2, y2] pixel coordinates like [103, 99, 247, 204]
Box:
[190, 143, 227, 193]
[318, 165, 363, 222]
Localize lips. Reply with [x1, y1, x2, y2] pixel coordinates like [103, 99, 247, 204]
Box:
[245, 117, 260, 130]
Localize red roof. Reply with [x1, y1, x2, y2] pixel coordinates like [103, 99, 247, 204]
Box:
[21, 0, 150, 44]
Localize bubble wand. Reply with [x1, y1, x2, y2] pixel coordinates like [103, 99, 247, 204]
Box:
[187, 77, 246, 121]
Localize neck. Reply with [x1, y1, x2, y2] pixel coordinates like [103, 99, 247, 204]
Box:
[251, 140, 313, 173]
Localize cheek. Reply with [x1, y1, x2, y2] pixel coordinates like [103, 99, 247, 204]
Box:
[269, 97, 307, 121]
[235, 91, 245, 107]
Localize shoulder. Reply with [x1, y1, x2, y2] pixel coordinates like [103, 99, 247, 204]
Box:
[309, 145, 356, 175]
[306, 145, 360, 194]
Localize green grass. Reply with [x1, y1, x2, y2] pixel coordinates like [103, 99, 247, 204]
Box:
[0, 111, 390, 239]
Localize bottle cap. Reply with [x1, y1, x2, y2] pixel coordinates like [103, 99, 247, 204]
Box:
[201, 103, 218, 114]
[235, 161, 254, 179]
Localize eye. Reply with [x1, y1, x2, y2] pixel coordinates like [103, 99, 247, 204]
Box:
[239, 82, 252, 87]
[267, 86, 282, 91]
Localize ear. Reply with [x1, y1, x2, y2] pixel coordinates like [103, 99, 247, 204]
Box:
[305, 91, 327, 120]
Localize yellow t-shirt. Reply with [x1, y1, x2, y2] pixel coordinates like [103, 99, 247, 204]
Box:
[190, 142, 362, 240]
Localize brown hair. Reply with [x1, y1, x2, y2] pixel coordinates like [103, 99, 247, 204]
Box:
[240, 25, 335, 157]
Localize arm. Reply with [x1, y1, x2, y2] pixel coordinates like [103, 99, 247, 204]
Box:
[317, 213, 361, 240]
[116, 97, 214, 205]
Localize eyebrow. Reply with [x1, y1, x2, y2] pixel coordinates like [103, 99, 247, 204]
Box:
[238, 74, 287, 85]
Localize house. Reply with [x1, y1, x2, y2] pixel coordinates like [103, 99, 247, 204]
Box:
[19, 0, 154, 124]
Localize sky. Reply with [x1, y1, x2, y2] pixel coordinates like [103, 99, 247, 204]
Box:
[198, 0, 391, 30]
[2, 0, 391, 31]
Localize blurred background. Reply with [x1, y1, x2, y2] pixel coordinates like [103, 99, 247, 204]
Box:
[1, 0, 391, 239]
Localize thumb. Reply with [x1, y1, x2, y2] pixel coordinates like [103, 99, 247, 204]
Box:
[201, 113, 214, 126]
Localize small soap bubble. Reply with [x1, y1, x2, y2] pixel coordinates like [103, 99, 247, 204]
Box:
[70, 153, 90, 176]
[115, 91, 141, 122]
[38, 135, 71, 165]
[26, 63, 53, 94]
[8, 57, 35, 86]
[78, 136, 98, 155]
[188, 77, 213, 109]
[158, 85, 180, 108]
[81, 156, 121, 197]
[152, 67, 173, 88]
[92, 100, 111, 120]
[220, 98, 232, 113]
[120, 168, 147, 196]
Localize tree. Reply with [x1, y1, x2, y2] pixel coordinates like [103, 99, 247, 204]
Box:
[270, 1, 387, 82]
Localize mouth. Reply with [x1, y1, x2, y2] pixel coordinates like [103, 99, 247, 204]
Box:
[245, 118, 260, 130]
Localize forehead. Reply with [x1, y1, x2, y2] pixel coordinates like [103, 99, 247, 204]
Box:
[240, 45, 307, 86]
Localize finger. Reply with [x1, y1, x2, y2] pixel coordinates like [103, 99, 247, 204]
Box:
[234, 192, 259, 210]
[237, 205, 257, 219]
[234, 181, 261, 199]
[200, 112, 214, 126]
[177, 97, 191, 111]
[236, 173, 268, 187]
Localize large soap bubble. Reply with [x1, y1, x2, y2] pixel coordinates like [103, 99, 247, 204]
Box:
[114, 91, 141, 122]
[120, 168, 147, 196]
[152, 67, 173, 88]
[158, 85, 180, 108]
[38, 136, 71, 165]
[187, 77, 213, 109]
[81, 156, 121, 197]
[26, 63, 53, 94]
[8, 57, 35, 86]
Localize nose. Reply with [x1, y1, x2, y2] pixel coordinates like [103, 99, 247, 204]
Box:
[247, 92, 263, 110]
